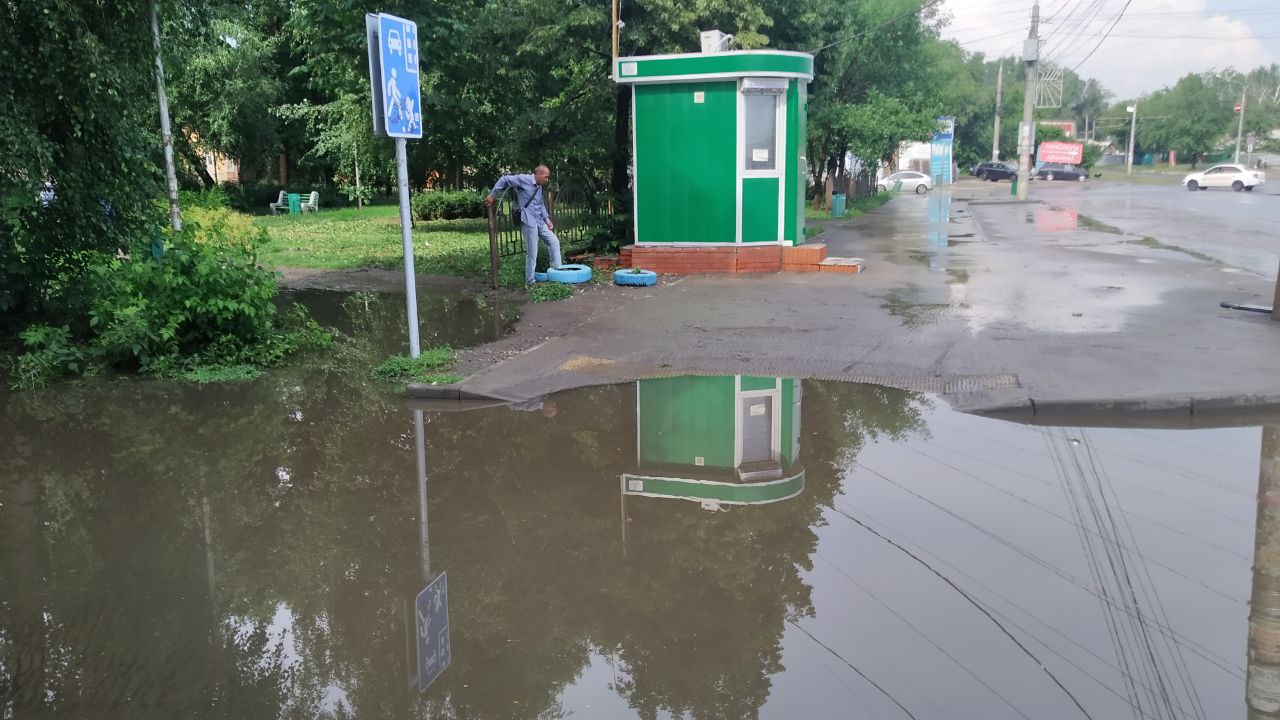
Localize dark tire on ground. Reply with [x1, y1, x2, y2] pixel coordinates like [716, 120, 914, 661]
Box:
[1245, 186, 1254, 191]
[915, 184, 928, 194]
[1046, 173, 1055, 181]
[1077, 175, 1086, 182]
[876, 184, 886, 192]
[976, 171, 985, 180]
[1186, 180, 1198, 191]
[1233, 180, 1245, 192]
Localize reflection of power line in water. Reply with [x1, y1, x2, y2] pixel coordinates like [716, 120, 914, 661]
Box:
[825, 504, 1096, 719]
[888, 442, 1247, 594]
[785, 618, 920, 720]
[848, 462, 1244, 678]
[911, 435, 1250, 560]
[816, 552, 1032, 720]
[927, 419, 1254, 526]
[838, 506, 1219, 720]
[1043, 428, 1208, 720]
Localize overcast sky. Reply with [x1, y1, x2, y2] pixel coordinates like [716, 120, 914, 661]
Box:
[939, 0, 1279, 100]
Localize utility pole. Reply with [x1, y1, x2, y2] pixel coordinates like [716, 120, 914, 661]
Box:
[611, 0, 619, 62]
[1126, 103, 1137, 175]
[1015, 1, 1039, 201]
[1234, 83, 1247, 164]
[992, 61, 1004, 162]
[150, 0, 181, 232]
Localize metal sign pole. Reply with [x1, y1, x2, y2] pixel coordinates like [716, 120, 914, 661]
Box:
[396, 137, 421, 358]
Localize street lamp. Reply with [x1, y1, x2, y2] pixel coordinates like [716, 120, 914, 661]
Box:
[1126, 104, 1137, 175]
[1217, 72, 1248, 164]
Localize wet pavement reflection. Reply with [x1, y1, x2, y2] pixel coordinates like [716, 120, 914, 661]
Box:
[0, 297, 1272, 718]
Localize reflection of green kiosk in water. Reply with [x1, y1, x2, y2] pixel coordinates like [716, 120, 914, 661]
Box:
[623, 375, 804, 508]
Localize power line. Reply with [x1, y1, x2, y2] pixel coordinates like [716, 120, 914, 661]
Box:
[1071, 0, 1135, 71]
[811, 0, 945, 54]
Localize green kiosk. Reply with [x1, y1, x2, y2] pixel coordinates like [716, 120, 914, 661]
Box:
[614, 41, 817, 275]
[622, 375, 805, 509]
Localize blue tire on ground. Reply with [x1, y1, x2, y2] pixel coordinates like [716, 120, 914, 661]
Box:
[546, 264, 592, 284]
[615, 269, 657, 287]
[534, 271, 548, 283]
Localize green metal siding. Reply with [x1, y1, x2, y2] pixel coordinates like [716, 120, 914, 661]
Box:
[637, 376, 735, 468]
[740, 376, 775, 392]
[781, 380, 794, 465]
[634, 82, 736, 244]
[624, 470, 806, 505]
[741, 178, 779, 243]
[617, 52, 813, 82]
[784, 81, 803, 245]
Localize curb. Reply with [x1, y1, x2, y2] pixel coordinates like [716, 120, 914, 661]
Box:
[972, 394, 1280, 428]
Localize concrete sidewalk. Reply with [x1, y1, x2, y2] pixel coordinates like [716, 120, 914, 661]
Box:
[450, 188, 1280, 424]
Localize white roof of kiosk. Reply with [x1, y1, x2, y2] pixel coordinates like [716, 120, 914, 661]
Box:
[613, 50, 814, 85]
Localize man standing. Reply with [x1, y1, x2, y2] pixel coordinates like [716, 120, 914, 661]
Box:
[485, 165, 563, 286]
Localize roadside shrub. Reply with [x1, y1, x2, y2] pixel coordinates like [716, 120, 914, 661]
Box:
[4, 215, 330, 389]
[411, 190, 485, 221]
[178, 185, 230, 209]
[221, 181, 284, 214]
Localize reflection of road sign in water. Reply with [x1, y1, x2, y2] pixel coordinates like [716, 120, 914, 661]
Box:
[375, 13, 422, 138]
[415, 572, 450, 690]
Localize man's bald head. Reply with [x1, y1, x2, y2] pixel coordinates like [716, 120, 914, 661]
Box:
[534, 165, 551, 185]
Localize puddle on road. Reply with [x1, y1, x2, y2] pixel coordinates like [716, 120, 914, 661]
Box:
[2, 352, 1270, 717]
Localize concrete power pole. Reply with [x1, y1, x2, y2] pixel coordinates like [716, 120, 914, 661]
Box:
[1015, 2, 1039, 201]
[1235, 84, 1248, 164]
[1126, 103, 1138, 175]
[1247, 427, 1280, 717]
[150, 0, 181, 232]
[992, 61, 1004, 162]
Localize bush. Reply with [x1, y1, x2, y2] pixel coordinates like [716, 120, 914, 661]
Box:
[178, 185, 230, 209]
[4, 211, 330, 389]
[411, 190, 486, 221]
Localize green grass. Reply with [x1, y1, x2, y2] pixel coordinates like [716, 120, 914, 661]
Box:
[529, 282, 575, 302]
[255, 207, 528, 285]
[371, 348, 457, 383]
[805, 193, 893, 221]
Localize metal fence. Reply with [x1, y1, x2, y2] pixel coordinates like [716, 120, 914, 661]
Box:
[484, 178, 605, 288]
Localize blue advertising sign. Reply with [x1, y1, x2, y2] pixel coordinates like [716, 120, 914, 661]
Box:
[367, 13, 422, 139]
[415, 571, 450, 690]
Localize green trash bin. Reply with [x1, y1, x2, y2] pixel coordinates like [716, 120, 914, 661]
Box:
[1009, 178, 1018, 197]
[287, 193, 302, 214]
[831, 193, 847, 218]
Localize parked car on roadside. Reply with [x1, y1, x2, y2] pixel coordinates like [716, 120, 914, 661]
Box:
[1182, 164, 1266, 192]
[1033, 163, 1087, 182]
[877, 171, 932, 194]
[971, 161, 1019, 182]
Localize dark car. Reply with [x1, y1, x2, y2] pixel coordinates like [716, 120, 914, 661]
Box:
[1033, 163, 1086, 182]
[971, 161, 1018, 182]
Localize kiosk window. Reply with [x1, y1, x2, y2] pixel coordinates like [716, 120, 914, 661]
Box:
[744, 94, 777, 171]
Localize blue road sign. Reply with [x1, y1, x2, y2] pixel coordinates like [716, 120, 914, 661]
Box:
[369, 13, 422, 139]
[415, 571, 450, 690]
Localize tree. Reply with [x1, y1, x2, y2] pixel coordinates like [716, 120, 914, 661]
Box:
[1138, 74, 1228, 165]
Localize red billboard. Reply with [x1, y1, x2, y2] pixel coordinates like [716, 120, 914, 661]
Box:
[1038, 141, 1084, 164]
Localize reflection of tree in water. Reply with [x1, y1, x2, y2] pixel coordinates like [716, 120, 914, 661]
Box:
[0, 368, 926, 719]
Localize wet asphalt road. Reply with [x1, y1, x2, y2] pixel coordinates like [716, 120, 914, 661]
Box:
[985, 178, 1280, 276]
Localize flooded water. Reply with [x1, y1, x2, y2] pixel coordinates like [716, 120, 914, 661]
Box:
[1, 291, 1275, 719]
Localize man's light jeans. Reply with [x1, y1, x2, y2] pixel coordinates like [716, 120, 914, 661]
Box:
[521, 222, 563, 284]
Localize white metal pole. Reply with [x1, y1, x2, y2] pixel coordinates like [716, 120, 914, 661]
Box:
[396, 137, 421, 358]
[414, 408, 430, 581]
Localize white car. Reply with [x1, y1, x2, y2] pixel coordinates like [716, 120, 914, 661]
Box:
[1182, 164, 1266, 192]
[877, 171, 932, 194]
